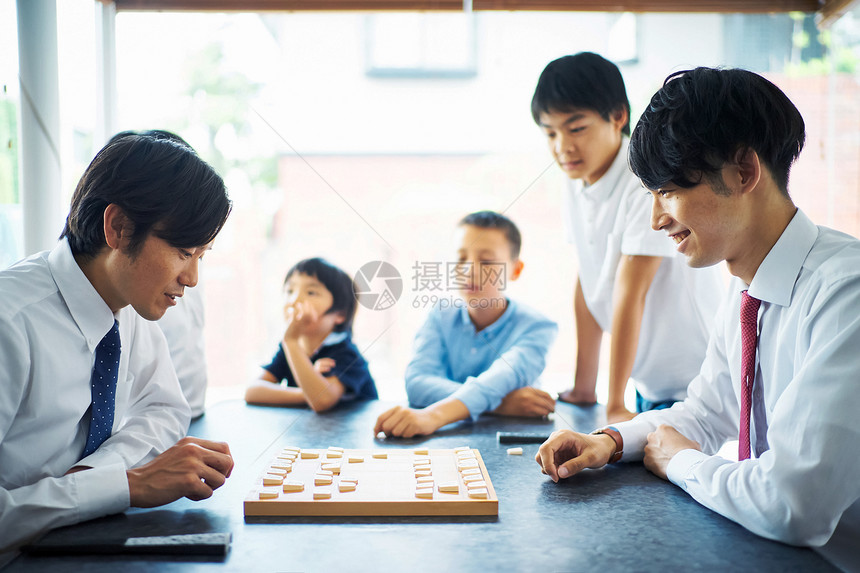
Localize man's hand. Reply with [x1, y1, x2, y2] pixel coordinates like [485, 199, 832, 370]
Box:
[606, 405, 637, 424]
[643, 424, 701, 480]
[373, 406, 442, 439]
[127, 437, 234, 508]
[535, 429, 617, 482]
[493, 387, 555, 417]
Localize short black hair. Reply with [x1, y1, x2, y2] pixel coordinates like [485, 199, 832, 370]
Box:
[629, 67, 805, 196]
[285, 258, 357, 334]
[459, 211, 522, 260]
[531, 52, 631, 136]
[61, 130, 232, 259]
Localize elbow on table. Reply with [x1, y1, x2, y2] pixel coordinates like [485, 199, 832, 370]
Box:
[764, 506, 839, 547]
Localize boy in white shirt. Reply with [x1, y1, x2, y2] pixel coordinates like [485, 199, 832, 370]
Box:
[532, 53, 723, 422]
[0, 131, 234, 552]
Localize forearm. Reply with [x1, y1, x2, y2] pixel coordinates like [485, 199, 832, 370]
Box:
[606, 294, 646, 410]
[244, 380, 308, 406]
[405, 371, 464, 408]
[283, 340, 342, 412]
[573, 278, 602, 389]
[423, 397, 471, 430]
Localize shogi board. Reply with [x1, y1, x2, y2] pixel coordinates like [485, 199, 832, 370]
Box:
[244, 447, 498, 517]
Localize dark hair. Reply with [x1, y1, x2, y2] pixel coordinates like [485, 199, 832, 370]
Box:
[285, 258, 357, 334]
[60, 130, 232, 259]
[628, 67, 805, 196]
[459, 211, 522, 259]
[531, 52, 631, 136]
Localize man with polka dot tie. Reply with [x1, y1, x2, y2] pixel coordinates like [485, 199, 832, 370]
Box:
[0, 131, 234, 552]
[536, 68, 860, 559]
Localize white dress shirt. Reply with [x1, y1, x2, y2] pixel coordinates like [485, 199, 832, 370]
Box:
[158, 285, 208, 418]
[615, 210, 860, 547]
[0, 239, 191, 551]
[563, 138, 724, 402]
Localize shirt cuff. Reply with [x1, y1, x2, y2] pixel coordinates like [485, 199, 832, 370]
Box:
[613, 418, 653, 462]
[665, 448, 710, 491]
[449, 380, 488, 422]
[73, 462, 130, 523]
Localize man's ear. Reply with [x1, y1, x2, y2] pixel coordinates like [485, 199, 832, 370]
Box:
[734, 147, 761, 196]
[510, 259, 525, 281]
[331, 311, 346, 326]
[103, 203, 134, 251]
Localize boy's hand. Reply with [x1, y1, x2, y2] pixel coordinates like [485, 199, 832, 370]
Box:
[374, 405, 441, 439]
[493, 387, 555, 417]
[535, 429, 616, 483]
[127, 437, 234, 508]
[606, 405, 637, 424]
[314, 358, 336, 375]
[643, 424, 700, 480]
[283, 302, 320, 341]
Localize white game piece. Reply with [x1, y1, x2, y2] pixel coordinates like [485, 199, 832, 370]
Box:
[340, 477, 359, 485]
[413, 458, 431, 467]
[316, 469, 334, 477]
[413, 448, 429, 455]
[461, 468, 481, 476]
[507, 447, 524, 456]
[416, 476, 434, 484]
[463, 474, 483, 483]
[327, 446, 344, 452]
[453, 446, 470, 453]
[320, 463, 341, 475]
[466, 480, 487, 490]
[270, 460, 293, 470]
[276, 452, 298, 461]
[458, 459, 479, 470]
[326, 451, 343, 459]
[259, 488, 280, 500]
[262, 474, 284, 486]
[468, 488, 489, 499]
[267, 467, 288, 476]
[372, 452, 388, 459]
[313, 488, 332, 500]
[414, 469, 432, 478]
[348, 456, 364, 463]
[301, 450, 320, 459]
[457, 450, 476, 459]
[314, 475, 333, 486]
[283, 481, 304, 493]
[282, 446, 301, 453]
[338, 482, 357, 492]
[437, 482, 459, 493]
[415, 488, 434, 499]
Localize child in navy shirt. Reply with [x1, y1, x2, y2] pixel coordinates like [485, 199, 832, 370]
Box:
[245, 258, 377, 411]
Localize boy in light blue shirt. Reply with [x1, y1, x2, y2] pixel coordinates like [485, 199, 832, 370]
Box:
[374, 211, 558, 438]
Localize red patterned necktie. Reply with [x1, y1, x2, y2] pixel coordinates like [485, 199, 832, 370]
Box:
[739, 291, 761, 461]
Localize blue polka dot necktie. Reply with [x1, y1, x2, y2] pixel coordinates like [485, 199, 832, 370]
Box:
[82, 319, 121, 458]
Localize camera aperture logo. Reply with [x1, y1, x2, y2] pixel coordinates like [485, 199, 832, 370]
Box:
[354, 261, 403, 311]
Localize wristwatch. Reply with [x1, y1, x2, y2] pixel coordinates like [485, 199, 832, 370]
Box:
[591, 426, 623, 464]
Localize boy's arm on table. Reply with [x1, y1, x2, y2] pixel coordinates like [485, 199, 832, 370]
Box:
[404, 311, 465, 407]
[606, 255, 662, 423]
[244, 368, 309, 406]
[560, 276, 603, 404]
[446, 317, 558, 421]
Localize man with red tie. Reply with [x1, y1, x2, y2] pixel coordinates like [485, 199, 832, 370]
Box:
[536, 68, 860, 552]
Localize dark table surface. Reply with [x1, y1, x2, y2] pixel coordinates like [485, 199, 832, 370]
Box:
[4, 399, 837, 572]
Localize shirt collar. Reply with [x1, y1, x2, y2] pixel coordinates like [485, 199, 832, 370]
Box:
[320, 331, 349, 347]
[577, 137, 630, 198]
[747, 209, 818, 307]
[48, 238, 118, 353]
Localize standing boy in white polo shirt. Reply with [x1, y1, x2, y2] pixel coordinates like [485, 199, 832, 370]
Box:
[532, 53, 723, 422]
